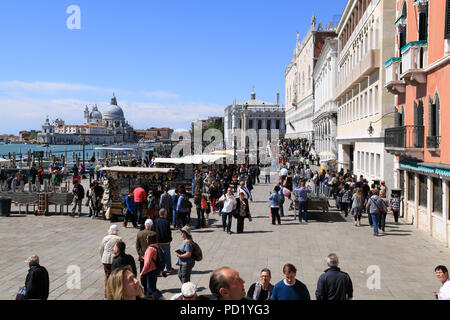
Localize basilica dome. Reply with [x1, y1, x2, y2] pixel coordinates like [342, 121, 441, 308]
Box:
[104, 94, 124, 119]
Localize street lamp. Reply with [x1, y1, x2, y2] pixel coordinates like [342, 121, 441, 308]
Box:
[78, 135, 88, 167]
[367, 111, 396, 136]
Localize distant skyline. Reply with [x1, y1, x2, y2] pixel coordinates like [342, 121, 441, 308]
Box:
[0, 0, 347, 134]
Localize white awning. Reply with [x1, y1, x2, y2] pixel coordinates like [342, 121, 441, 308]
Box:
[154, 154, 226, 165]
[100, 166, 174, 174]
[0, 158, 10, 163]
[95, 147, 136, 151]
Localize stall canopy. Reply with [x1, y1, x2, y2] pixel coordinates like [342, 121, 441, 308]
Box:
[0, 158, 10, 164]
[154, 154, 227, 165]
[100, 166, 174, 173]
[95, 147, 136, 152]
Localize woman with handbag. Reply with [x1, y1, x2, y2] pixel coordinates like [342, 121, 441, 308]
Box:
[235, 191, 250, 234]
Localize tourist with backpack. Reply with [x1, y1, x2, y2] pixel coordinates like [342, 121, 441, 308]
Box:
[176, 226, 197, 284]
[140, 232, 166, 299]
[176, 186, 192, 229]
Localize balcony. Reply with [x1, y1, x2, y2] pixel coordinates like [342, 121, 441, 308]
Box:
[385, 125, 424, 161]
[334, 49, 380, 100]
[400, 41, 428, 86]
[426, 136, 441, 153]
[385, 57, 406, 95]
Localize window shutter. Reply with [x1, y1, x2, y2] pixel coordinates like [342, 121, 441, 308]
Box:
[428, 97, 434, 136]
[394, 107, 400, 127]
[435, 94, 441, 137]
[446, 0, 450, 39]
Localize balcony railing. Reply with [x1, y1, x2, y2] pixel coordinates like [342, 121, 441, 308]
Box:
[400, 41, 428, 85]
[385, 125, 424, 149]
[426, 136, 441, 150]
[385, 57, 406, 95]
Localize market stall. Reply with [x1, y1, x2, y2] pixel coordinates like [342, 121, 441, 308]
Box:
[100, 166, 175, 220]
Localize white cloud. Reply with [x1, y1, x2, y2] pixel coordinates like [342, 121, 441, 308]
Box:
[0, 81, 115, 94]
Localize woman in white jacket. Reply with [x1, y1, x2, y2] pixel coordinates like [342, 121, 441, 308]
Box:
[100, 225, 122, 290]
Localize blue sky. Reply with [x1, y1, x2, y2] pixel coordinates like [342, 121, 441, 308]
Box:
[0, 0, 347, 134]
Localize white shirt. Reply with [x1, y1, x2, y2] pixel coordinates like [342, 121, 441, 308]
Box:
[438, 280, 450, 300]
[219, 194, 236, 213]
[280, 168, 288, 176]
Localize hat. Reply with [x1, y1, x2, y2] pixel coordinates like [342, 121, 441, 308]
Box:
[381, 181, 385, 184]
[181, 282, 197, 298]
[109, 225, 119, 232]
[144, 219, 153, 226]
[181, 226, 192, 236]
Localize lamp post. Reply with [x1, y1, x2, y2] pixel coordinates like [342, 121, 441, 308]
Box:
[78, 135, 88, 167]
[367, 111, 396, 136]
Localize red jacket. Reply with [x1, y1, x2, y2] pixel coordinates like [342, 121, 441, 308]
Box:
[134, 187, 146, 203]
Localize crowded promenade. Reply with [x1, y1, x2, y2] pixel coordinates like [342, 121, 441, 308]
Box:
[1, 139, 450, 300]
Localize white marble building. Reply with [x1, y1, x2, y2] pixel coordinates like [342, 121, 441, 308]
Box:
[313, 38, 338, 160]
[285, 15, 337, 140]
[224, 90, 285, 148]
[334, 0, 395, 188]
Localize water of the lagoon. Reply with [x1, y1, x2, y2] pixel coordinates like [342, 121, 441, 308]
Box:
[0, 144, 137, 163]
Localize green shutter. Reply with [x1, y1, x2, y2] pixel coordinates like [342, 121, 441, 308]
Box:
[428, 97, 434, 136]
[436, 94, 441, 137]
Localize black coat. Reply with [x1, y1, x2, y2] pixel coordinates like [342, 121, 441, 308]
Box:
[25, 265, 49, 300]
[111, 253, 137, 277]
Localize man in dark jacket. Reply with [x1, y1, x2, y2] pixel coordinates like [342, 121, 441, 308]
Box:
[71, 180, 85, 217]
[315, 253, 353, 300]
[153, 209, 174, 273]
[24, 255, 49, 300]
[159, 187, 173, 223]
[111, 241, 137, 276]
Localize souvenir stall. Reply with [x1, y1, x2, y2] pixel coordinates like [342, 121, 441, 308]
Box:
[100, 166, 174, 220]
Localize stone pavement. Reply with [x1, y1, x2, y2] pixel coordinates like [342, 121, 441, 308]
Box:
[1, 174, 449, 300]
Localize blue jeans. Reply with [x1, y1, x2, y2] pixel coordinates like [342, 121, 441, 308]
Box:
[379, 213, 386, 231]
[298, 200, 308, 222]
[146, 270, 162, 299]
[172, 208, 177, 226]
[222, 211, 233, 232]
[371, 213, 380, 233]
[159, 243, 172, 271]
[136, 202, 144, 225]
[265, 175, 270, 183]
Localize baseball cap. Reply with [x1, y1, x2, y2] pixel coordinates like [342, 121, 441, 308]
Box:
[181, 282, 197, 298]
[109, 225, 119, 232]
[144, 219, 153, 226]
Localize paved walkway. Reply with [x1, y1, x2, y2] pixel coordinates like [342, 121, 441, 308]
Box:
[1, 175, 449, 300]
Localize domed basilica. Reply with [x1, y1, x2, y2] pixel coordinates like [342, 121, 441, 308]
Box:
[83, 94, 134, 143]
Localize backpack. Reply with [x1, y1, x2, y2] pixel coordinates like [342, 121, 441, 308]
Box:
[341, 190, 351, 203]
[181, 195, 192, 209]
[150, 245, 166, 272]
[189, 241, 203, 262]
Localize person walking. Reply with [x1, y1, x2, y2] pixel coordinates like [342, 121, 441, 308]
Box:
[339, 183, 352, 218]
[100, 225, 122, 290]
[22, 255, 49, 300]
[390, 193, 401, 224]
[146, 190, 157, 221]
[269, 186, 282, 225]
[176, 226, 196, 284]
[123, 191, 138, 228]
[350, 188, 364, 226]
[111, 240, 137, 277]
[140, 232, 163, 299]
[154, 209, 174, 273]
[264, 165, 271, 184]
[235, 191, 250, 234]
[293, 182, 311, 224]
[133, 186, 147, 226]
[136, 219, 156, 294]
[315, 253, 353, 300]
[209, 180, 219, 213]
[71, 179, 85, 217]
[365, 189, 386, 236]
[218, 187, 236, 235]
[246, 268, 274, 300]
[159, 187, 173, 224]
[171, 186, 179, 227]
[194, 190, 205, 229]
[379, 190, 389, 233]
[271, 263, 310, 300]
